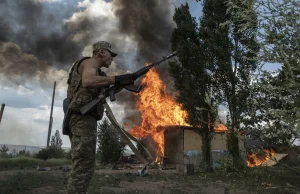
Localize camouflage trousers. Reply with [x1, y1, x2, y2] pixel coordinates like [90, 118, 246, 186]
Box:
[67, 113, 97, 194]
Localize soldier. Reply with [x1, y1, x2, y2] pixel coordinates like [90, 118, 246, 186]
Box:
[65, 41, 137, 194]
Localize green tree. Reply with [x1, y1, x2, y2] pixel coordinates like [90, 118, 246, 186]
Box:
[198, 0, 233, 171]
[255, 0, 300, 146]
[97, 118, 125, 164]
[36, 130, 65, 160]
[50, 130, 63, 149]
[246, 71, 300, 147]
[169, 3, 217, 172]
[172, 0, 259, 171]
[212, 0, 260, 170]
[0, 145, 9, 158]
[230, 0, 300, 147]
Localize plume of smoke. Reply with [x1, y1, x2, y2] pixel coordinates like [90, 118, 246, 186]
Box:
[113, 0, 175, 63]
[0, 0, 178, 129]
[111, 0, 176, 126]
[0, 0, 83, 68]
[0, 42, 68, 93]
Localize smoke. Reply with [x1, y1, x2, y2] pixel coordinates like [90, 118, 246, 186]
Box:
[64, 0, 177, 127]
[110, 0, 176, 126]
[113, 0, 175, 63]
[0, 41, 68, 98]
[0, 0, 178, 131]
[0, 0, 83, 69]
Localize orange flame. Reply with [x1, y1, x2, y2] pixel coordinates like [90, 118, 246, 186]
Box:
[128, 68, 188, 158]
[247, 148, 275, 167]
[128, 67, 228, 160]
[214, 124, 228, 132]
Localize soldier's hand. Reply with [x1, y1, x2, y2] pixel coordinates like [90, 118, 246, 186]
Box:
[115, 73, 138, 85]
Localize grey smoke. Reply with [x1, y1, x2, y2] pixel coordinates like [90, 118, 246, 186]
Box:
[0, 41, 68, 91]
[111, 0, 176, 125]
[0, 0, 83, 69]
[63, 0, 177, 126]
[113, 0, 175, 66]
[1, 0, 179, 127]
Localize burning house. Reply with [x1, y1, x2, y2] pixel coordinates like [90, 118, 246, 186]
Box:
[127, 67, 286, 168]
[126, 68, 246, 167]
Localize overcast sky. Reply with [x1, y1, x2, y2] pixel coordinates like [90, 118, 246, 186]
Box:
[0, 0, 205, 147]
[0, 0, 282, 148]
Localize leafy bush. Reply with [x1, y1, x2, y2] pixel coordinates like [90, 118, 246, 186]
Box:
[17, 149, 32, 157]
[35, 130, 66, 160]
[35, 147, 65, 161]
[0, 145, 9, 158]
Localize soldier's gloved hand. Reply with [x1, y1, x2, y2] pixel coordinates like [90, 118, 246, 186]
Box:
[115, 74, 138, 85]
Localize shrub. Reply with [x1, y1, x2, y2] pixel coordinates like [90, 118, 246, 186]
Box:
[0, 145, 9, 158]
[35, 147, 65, 161]
[17, 149, 32, 157]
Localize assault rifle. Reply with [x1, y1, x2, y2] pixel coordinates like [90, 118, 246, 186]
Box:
[80, 51, 177, 115]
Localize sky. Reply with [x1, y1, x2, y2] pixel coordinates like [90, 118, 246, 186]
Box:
[0, 0, 204, 148]
[0, 0, 283, 148]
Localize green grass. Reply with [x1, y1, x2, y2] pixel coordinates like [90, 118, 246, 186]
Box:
[0, 156, 71, 170]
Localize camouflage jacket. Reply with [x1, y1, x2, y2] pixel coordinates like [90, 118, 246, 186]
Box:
[67, 57, 105, 120]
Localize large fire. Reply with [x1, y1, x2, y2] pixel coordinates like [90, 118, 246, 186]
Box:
[247, 148, 275, 167]
[129, 68, 188, 158]
[128, 68, 228, 160]
[126, 67, 276, 166]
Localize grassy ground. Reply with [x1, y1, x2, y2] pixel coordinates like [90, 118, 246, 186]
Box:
[0, 165, 299, 194]
[0, 157, 71, 170]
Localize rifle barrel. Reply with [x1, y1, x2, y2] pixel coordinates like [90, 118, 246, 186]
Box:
[79, 52, 177, 114]
[134, 52, 177, 76]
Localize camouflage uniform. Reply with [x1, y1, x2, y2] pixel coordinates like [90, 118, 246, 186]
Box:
[67, 114, 97, 194]
[66, 41, 117, 194]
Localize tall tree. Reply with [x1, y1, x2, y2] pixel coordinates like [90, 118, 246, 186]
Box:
[50, 130, 63, 149]
[242, 0, 300, 146]
[198, 0, 233, 170]
[97, 118, 125, 164]
[246, 70, 300, 147]
[169, 3, 216, 172]
[170, 0, 259, 171]
[211, 0, 260, 169]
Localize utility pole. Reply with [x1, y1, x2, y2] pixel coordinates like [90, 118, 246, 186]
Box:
[47, 81, 56, 148]
[0, 104, 5, 123]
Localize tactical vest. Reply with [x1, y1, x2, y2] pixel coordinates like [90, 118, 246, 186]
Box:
[67, 57, 105, 120]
